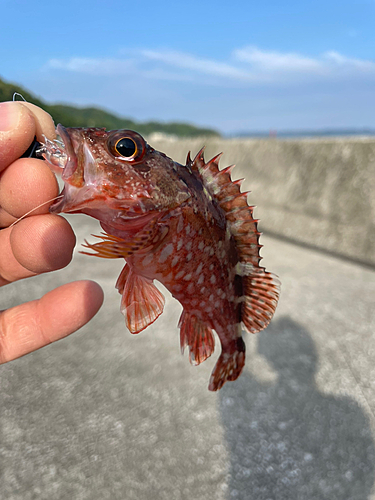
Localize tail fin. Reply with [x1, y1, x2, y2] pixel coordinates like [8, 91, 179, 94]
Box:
[208, 338, 246, 391]
[242, 269, 280, 334]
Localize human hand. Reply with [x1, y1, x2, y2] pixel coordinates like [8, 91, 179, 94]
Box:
[0, 101, 103, 363]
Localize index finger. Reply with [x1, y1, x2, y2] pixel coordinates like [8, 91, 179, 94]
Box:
[0, 101, 56, 172]
[18, 102, 56, 143]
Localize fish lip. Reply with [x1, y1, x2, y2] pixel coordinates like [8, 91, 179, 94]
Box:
[49, 124, 78, 213]
[49, 125, 93, 213]
[56, 124, 78, 181]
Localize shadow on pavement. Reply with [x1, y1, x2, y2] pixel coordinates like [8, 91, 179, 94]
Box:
[219, 317, 375, 500]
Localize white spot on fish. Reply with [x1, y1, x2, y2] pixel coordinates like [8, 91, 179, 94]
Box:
[177, 217, 184, 233]
[236, 261, 255, 276]
[209, 248, 215, 256]
[158, 243, 174, 264]
[142, 254, 153, 266]
[177, 239, 183, 251]
[175, 270, 185, 280]
[198, 274, 204, 285]
[209, 294, 214, 302]
[187, 283, 194, 294]
[171, 256, 179, 267]
[186, 253, 193, 261]
[185, 225, 191, 234]
[163, 272, 173, 282]
[186, 241, 192, 251]
[198, 241, 204, 250]
[200, 287, 206, 293]
[210, 275, 216, 284]
[209, 264, 214, 271]
[196, 262, 203, 274]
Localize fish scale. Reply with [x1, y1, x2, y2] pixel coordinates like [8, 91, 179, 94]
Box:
[44, 125, 280, 391]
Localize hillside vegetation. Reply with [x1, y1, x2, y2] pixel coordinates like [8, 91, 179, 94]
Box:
[0, 77, 220, 138]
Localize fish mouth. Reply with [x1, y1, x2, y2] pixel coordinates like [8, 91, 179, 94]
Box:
[41, 124, 81, 212]
[44, 124, 111, 214]
[56, 124, 78, 181]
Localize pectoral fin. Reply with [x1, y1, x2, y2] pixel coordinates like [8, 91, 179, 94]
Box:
[80, 218, 161, 259]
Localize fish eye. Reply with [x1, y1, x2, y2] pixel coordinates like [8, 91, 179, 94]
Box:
[115, 137, 137, 159]
[107, 130, 146, 163]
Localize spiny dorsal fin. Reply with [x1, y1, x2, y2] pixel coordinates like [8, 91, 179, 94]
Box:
[189, 147, 206, 174]
[190, 149, 262, 265]
[191, 149, 280, 332]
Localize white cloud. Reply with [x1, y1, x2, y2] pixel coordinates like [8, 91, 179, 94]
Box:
[234, 46, 375, 76]
[48, 57, 136, 75]
[323, 50, 375, 71]
[46, 46, 375, 85]
[139, 49, 250, 80]
[234, 46, 322, 73]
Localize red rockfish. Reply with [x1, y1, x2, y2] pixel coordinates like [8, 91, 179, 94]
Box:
[43, 126, 280, 391]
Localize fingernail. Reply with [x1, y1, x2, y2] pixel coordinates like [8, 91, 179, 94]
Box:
[0, 102, 21, 132]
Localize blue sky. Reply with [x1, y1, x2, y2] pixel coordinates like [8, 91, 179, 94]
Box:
[1, 0, 375, 134]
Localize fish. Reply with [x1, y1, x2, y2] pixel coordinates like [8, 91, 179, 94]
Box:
[42, 125, 280, 391]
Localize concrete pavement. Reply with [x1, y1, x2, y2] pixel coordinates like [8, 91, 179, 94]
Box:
[1, 214, 375, 499]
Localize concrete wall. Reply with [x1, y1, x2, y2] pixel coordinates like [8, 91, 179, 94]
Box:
[147, 135, 375, 267]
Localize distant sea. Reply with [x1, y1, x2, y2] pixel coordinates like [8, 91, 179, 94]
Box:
[230, 128, 375, 139]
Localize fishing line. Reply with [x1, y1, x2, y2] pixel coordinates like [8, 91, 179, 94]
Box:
[8, 195, 64, 228]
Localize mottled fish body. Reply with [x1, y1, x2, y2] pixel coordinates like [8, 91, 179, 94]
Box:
[44, 126, 280, 391]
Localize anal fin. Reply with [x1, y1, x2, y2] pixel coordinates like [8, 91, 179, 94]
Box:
[115, 264, 130, 295]
[178, 310, 215, 366]
[119, 266, 165, 333]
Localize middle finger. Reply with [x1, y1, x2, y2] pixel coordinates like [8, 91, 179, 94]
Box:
[0, 214, 76, 284]
[0, 158, 59, 225]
